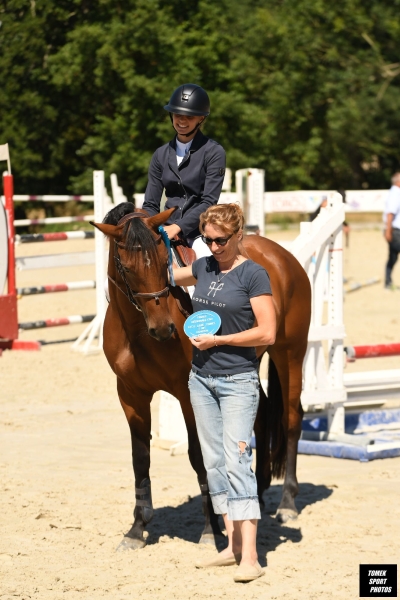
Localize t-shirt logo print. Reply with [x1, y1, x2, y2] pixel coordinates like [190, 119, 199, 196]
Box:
[207, 281, 224, 297]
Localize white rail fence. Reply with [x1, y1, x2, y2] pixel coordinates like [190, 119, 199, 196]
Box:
[6, 166, 394, 440]
[290, 193, 347, 434]
[71, 171, 108, 355]
[75, 175, 398, 447]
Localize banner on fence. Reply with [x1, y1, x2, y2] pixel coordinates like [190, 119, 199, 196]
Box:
[264, 189, 387, 214]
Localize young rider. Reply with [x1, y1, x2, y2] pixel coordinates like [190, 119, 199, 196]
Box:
[142, 83, 226, 258]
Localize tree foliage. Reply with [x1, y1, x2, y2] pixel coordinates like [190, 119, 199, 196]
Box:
[1, 0, 400, 194]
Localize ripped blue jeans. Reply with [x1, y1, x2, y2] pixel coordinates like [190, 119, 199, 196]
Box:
[188, 368, 261, 521]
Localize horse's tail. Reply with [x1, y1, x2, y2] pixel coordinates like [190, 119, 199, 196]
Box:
[265, 358, 286, 480]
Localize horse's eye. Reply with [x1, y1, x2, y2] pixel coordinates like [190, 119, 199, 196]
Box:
[122, 266, 130, 273]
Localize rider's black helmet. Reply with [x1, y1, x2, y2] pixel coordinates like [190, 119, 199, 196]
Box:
[164, 84, 210, 117]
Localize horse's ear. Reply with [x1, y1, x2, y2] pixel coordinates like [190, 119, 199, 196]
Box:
[90, 222, 124, 240]
[144, 207, 178, 231]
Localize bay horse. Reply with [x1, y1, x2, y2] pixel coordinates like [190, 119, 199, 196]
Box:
[93, 202, 311, 551]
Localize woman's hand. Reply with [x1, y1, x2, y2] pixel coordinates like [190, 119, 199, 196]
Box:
[190, 334, 216, 351]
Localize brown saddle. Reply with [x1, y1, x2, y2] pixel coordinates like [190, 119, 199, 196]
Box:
[171, 237, 196, 267]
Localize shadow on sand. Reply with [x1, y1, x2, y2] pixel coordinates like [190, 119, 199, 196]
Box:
[145, 482, 333, 565]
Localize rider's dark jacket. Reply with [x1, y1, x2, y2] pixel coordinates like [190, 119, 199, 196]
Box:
[142, 130, 226, 240]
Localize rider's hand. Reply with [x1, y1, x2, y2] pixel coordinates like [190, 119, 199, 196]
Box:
[163, 224, 182, 240]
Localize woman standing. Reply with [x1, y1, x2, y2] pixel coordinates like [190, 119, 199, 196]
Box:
[173, 203, 276, 583]
[142, 83, 226, 256]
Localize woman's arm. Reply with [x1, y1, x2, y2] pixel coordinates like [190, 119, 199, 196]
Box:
[171, 265, 197, 286]
[190, 295, 276, 350]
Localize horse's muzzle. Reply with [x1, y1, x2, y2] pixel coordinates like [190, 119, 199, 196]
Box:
[148, 322, 176, 342]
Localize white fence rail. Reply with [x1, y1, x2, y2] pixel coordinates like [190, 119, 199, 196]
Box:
[9, 169, 389, 434]
[291, 193, 347, 434]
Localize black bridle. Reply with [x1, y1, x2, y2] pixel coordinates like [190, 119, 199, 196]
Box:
[107, 213, 170, 312]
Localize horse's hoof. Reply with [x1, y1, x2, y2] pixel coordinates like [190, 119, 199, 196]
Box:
[199, 533, 225, 547]
[275, 508, 298, 524]
[116, 536, 146, 551]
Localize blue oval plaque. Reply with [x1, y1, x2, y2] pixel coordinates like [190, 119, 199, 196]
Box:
[184, 310, 221, 338]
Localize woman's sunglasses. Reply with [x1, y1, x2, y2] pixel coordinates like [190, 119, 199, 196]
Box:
[201, 233, 233, 246]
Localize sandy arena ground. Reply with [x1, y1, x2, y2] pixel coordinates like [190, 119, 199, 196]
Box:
[1, 228, 399, 599]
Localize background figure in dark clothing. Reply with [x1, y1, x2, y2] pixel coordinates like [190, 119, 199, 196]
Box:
[309, 191, 349, 247]
[337, 189, 350, 247]
[383, 172, 400, 290]
[309, 195, 328, 222]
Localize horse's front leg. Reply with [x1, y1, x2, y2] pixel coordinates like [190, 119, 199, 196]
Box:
[116, 380, 153, 551]
[176, 386, 224, 547]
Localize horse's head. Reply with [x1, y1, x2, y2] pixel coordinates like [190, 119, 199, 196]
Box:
[93, 206, 178, 342]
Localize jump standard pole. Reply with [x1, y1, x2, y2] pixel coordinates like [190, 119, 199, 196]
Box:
[0, 167, 40, 352]
[0, 173, 19, 343]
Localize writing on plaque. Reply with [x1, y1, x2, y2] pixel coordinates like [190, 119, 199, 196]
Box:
[184, 310, 221, 338]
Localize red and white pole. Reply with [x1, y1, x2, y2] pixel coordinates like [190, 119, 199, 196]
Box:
[346, 343, 400, 360]
[3, 174, 16, 295]
[0, 172, 40, 351]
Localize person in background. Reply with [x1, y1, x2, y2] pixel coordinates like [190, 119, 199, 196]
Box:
[172, 203, 276, 583]
[142, 83, 226, 259]
[309, 195, 328, 222]
[309, 192, 350, 247]
[383, 172, 400, 290]
[337, 189, 350, 247]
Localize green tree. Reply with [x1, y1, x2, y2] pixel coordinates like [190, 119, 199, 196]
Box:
[1, 0, 400, 194]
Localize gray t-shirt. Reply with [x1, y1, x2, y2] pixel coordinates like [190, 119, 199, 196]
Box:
[191, 256, 272, 375]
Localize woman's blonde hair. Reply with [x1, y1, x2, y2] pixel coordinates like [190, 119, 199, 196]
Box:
[199, 203, 245, 236]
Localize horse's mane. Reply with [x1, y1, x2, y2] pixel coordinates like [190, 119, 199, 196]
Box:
[103, 202, 135, 225]
[103, 202, 159, 266]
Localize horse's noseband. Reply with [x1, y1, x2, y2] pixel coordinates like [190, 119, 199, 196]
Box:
[108, 212, 169, 312]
